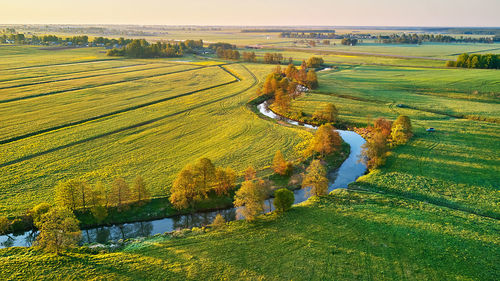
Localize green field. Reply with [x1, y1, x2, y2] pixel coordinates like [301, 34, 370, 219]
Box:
[1, 191, 498, 280]
[285, 65, 500, 218]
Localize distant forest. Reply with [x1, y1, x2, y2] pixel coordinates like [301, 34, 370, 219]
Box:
[378, 34, 499, 44]
[108, 39, 203, 58]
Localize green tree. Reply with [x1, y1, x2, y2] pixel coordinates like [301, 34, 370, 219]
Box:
[211, 214, 226, 229]
[302, 160, 329, 196]
[35, 207, 81, 254]
[0, 216, 10, 235]
[313, 103, 338, 123]
[273, 188, 294, 214]
[90, 205, 108, 223]
[29, 203, 52, 226]
[55, 179, 85, 211]
[234, 180, 268, 221]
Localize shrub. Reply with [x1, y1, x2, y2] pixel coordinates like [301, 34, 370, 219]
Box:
[273, 188, 295, 214]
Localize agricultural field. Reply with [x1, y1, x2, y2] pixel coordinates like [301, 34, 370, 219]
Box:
[0, 46, 306, 216]
[1, 191, 498, 280]
[0, 25, 499, 281]
[272, 41, 500, 59]
[287, 65, 500, 218]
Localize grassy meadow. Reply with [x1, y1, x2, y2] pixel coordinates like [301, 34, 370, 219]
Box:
[0, 191, 498, 280]
[286, 65, 500, 218]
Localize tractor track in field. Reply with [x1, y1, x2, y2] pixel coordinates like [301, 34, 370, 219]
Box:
[0, 78, 238, 145]
[0, 63, 258, 167]
[0, 64, 181, 90]
[0, 65, 213, 104]
[0, 63, 148, 83]
[0, 58, 120, 71]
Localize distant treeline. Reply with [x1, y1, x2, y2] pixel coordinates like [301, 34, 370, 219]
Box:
[341, 38, 358, 46]
[0, 32, 133, 47]
[241, 29, 335, 33]
[378, 34, 499, 44]
[280, 32, 336, 39]
[446, 53, 500, 69]
[108, 39, 203, 58]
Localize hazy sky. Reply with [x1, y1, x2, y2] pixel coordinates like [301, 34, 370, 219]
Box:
[2, 0, 499, 27]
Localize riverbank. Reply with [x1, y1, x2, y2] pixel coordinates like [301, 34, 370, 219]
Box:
[0, 97, 356, 248]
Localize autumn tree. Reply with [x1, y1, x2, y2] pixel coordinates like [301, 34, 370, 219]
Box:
[214, 167, 236, 196]
[391, 115, 413, 145]
[362, 130, 389, 170]
[373, 118, 393, 139]
[273, 188, 294, 214]
[193, 158, 216, 195]
[308, 124, 342, 158]
[313, 103, 338, 123]
[35, 207, 81, 254]
[110, 178, 131, 208]
[274, 88, 290, 112]
[272, 150, 292, 176]
[234, 179, 268, 221]
[285, 64, 298, 79]
[302, 160, 329, 196]
[132, 175, 150, 204]
[306, 57, 324, 68]
[306, 69, 318, 89]
[242, 51, 256, 62]
[170, 166, 200, 210]
[244, 166, 257, 181]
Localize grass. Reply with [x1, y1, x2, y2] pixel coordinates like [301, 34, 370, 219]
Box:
[0, 191, 498, 280]
[0, 46, 308, 216]
[284, 65, 500, 218]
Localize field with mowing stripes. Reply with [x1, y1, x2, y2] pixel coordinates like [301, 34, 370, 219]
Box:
[0, 46, 304, 216]
[286, 66, 500, 218]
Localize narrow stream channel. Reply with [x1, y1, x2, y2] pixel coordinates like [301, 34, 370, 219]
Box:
[0, 101, 366, 248]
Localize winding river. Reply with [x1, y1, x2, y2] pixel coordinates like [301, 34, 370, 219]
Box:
[0, 101, 366, 248]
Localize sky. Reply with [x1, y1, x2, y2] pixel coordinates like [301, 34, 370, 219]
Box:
[2, 0, 499, 27]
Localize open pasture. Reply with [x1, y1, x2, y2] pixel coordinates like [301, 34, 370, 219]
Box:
[1, 191, 498, 280]
[287, 65, 500, 218]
